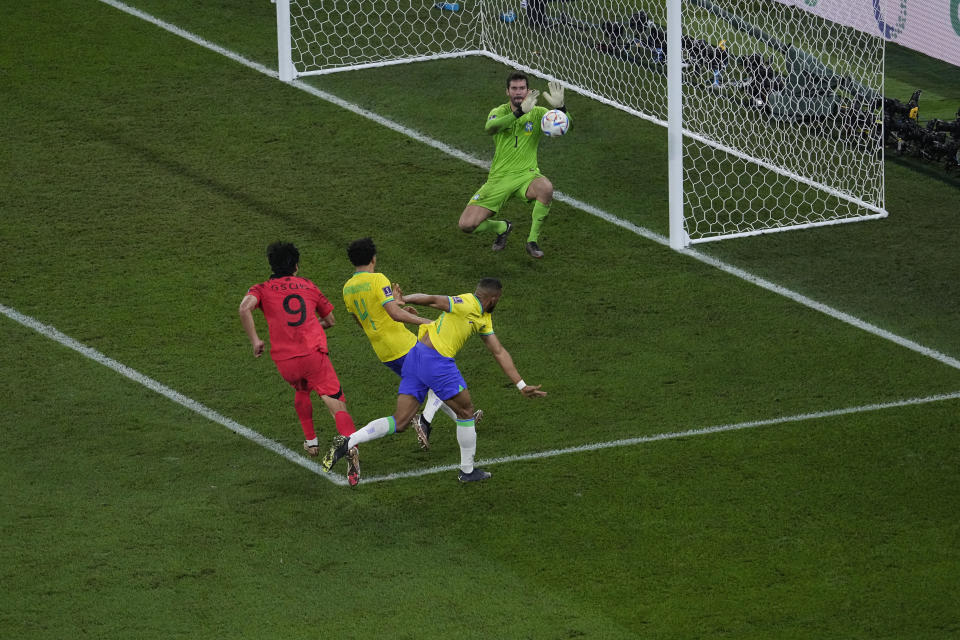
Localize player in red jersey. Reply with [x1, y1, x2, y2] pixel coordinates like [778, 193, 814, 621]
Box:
[239, 241, 362, 486]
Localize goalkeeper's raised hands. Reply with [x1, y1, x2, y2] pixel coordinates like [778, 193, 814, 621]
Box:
[520, 89, 540, 113]
[543, 81, 565, 109]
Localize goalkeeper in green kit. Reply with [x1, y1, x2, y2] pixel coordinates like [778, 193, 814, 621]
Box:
[457, 72, 567, 259]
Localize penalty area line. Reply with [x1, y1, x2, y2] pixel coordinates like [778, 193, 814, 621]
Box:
[0, 303, 348, 487]
[361, 390, 960, 484]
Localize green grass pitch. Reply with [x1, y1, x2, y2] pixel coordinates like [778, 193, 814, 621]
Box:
[2, 1, 959, 638]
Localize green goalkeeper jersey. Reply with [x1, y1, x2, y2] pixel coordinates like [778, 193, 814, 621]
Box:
[484, 103, 549, 179]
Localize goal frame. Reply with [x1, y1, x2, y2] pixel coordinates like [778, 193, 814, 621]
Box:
[272, 0, 888, 248]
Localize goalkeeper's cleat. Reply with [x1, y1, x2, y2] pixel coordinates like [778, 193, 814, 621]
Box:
[412, 413, 432, 451]
[525, 241, 544, 259]
[321, 435, 349, 472]
[346, 446, 361, 487]
[492, 220, 513, 251]
[458, 467, 492, 483]
[544, 81, 565, 108]
[303, 441, 320, 457]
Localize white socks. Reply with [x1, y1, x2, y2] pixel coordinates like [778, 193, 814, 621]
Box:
[347, 416, 394, 448]
[423, 388, 457, 423]
[456, 418, 477, 473]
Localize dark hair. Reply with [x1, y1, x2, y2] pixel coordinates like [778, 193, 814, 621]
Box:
[506, 72, 528, 89]
[347, 237, 377, 267]
[267, 241, 299, 277]
[476, 277, 503, 295]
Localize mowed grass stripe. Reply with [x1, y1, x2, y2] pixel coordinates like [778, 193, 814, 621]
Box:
[5, 302, 957, 485]
[98, 0, 960, 375]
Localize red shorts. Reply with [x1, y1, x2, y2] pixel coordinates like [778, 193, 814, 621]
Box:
[274, 350, 342, 397]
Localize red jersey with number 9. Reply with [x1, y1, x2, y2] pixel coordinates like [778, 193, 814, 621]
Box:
[247, 276, 334, 361]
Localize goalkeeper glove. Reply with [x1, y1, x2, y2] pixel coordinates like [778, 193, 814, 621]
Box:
[520, 89, 540, 114]
[543, 81, 565, 109]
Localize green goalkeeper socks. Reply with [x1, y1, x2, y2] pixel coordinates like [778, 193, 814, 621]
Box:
[528, 201, 551, 242]
[475, 218, 508, 235]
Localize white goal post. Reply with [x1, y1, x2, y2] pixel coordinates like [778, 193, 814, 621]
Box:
[273, 0, 887, 248]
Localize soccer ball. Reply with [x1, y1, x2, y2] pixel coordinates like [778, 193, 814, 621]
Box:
[540, 109, 570, 137]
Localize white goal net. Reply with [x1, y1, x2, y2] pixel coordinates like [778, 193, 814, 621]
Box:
[274, 0, 886, 246]
[676, 0, 886, 243]
[278, 0, 483, 75]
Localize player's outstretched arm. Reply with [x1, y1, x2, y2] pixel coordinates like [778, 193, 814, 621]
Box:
[485, 89, 543, 134]
[403, 293, 453, 313]
[394, 284, 453, 313]
[485, 112, 515, 134]
[384, 299, 432, 326]
[480, 334, 547, 398]
[543, 81, 565, 109]
[238, 294, 265, 358]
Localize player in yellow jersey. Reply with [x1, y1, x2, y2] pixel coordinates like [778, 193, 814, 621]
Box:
[323, 278, 546, 483]
[343, 237, 481, 450]
[458, 72, 568, 259]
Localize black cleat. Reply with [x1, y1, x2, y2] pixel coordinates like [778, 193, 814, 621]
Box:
[525, 241, 544, 258]
[492, 220, 513, 251]
[457, 467, 492, 483]
[321, 435, 350, 472]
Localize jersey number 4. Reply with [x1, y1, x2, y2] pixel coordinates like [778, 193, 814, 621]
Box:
[352, 299, 377, 331]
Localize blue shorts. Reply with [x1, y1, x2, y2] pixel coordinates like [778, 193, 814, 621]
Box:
[398, 342, 467, 403]
[382, 354, 406, 377]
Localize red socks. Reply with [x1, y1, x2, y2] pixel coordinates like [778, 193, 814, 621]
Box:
[294, 391, 315, 440]
[295, 391, 356, 441]
[334, 410, 357, 437]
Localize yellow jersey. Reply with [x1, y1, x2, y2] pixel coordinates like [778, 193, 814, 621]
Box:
[342, 271, 417, 363]
[422, 293, 494, 358]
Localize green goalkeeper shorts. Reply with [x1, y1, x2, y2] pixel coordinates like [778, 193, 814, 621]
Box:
[466, 169, 543, 213]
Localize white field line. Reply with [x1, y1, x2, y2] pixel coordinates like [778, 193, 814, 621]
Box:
[98, 0, 960, 374]
[3, 303, 959, 486]
[0, 303, 345, 487]
[365, 390, 960, 484]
